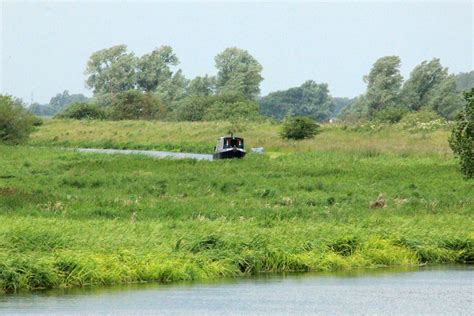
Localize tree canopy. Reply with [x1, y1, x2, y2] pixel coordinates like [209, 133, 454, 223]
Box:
[215, 47, 263, 100]
[259, 80, 335, 122]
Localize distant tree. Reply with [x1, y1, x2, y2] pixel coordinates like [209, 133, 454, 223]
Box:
[401, 59, 448, 111]
[136, 46, 179, 92]
[455, 71, 474, 92]
[215, 47, 263, 99]
[364, 56, 403, 117]
[449, 88, 473, 178]
[333, 97, 355, 116]
[428, 75, 464, 120]
[49, 90, 89, 112]
[337, 95, 369, 123]
[85, 45, 136, 95]
[187, 75, 216, 96]
[281, 116, 320, 140]
[259, 80, 335, 122]
[155, 69, 188, 105]
[0, 95, 36, 144]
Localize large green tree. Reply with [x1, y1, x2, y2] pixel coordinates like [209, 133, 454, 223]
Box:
[85, 45, 136, 94]
[401, 58, 448, 111]
[428, 75, 464, 120]
[187, 75, 216, 97]
[214, 47, 263, 99]
[364, 56, 403, 117]
[136, 46, 179, 92]
[259, 80, 335, 122]
[456, 71, 474, 92]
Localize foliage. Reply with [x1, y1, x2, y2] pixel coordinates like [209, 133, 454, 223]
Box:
[259, 80, 335, 122]
[397, 108, 445, 132]
[373, 106, 409, 123]
[428, 75, 464, 120]
[155, 69, 188, 105]
[85, 45, 137, 94]
[55, 102, 107, 120]
[0, 95, 36, 144]
[29, 90, 89, 116]
[215, 47, 263, 100]
[187, 75, 216, 96]
[203, 100, 260, 121]
[173, 93, 260, 122]
[136, 45, 179, 92]
[109, 90, 166, 120]
[281, 116, 320, 140]
[401, 58, 448, 111]
[455, 71, 474, 92]
[333, 97, 355, 116]
[364, 56, 404, 117]
[449, 88, 474, 178]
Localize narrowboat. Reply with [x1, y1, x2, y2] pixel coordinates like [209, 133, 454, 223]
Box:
[213, 134, 246, 159]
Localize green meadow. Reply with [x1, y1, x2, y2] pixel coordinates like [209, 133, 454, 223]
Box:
[0, 120, 472, 293]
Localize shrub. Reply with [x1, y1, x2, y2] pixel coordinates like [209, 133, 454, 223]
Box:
[449, 88, 473, 178]
[173, 93, 261, 122]
[281, 116, 320, 140]
[0, 95, 36, 144]
[398, 107, 446, 132]
[55, 102, 107, 120]
[109, 90, 166, 120]
[373, 106, 409, 123]
[173, 96, 211, 121]
[203, 100, 260, 121]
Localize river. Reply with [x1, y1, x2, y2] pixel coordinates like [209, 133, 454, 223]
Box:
[1, 265, 472, 315]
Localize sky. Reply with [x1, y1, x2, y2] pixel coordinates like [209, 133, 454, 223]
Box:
[1, 1, 472, 104]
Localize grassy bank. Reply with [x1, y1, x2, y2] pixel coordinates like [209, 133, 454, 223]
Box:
[0, 121, 472, 293]
[30, 119, 452, 156]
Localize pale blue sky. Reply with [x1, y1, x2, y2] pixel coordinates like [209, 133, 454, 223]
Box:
[1, 1, 472, 104]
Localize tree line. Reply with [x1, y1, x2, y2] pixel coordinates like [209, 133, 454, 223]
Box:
[28, 44, 473, 122]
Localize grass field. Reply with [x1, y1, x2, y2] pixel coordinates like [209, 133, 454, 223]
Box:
[0, 120, 472, 293]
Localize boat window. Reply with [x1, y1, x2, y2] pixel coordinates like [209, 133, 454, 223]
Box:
[223, 138, 244, 149]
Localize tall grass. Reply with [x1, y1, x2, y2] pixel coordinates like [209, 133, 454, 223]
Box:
[0, 120, 472, 293]
[30, 119, 452, 156]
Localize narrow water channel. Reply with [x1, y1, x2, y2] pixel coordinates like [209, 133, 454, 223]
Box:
[1, 265, 472, 315]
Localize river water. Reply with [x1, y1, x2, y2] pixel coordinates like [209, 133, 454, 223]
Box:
[1, 265, 472, 315]
[77, 148, 214, 161]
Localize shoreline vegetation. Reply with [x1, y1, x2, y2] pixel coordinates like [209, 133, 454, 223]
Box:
[0, 120, 472, 293]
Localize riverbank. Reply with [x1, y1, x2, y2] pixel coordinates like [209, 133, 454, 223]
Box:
[1, 134, 472, 292]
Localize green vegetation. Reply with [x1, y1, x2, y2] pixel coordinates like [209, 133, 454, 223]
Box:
[55, 103, 107, 120]
[0, 119, 472, 293]
[259, 80, 335, 122]
[281, 116, 320, 140]
[29, 90, 89, 117]
[0, 95, 36, 144]
[449, 88, 474, 178]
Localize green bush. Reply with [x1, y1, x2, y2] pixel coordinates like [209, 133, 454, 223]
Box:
[281, 116, 320, 140]
[55, 102, 107, 120]
[173, 93, 261, 122]
[0, 95, 36, 144]
[109, 90, 166, 120]
[449, 88, 473, 178]
[203, 100, 260, 121]
[373, 106, 409, 123]
[398, 107, 446, 132]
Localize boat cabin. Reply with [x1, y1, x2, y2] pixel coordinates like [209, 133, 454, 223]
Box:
[213, 135, 246, 159]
